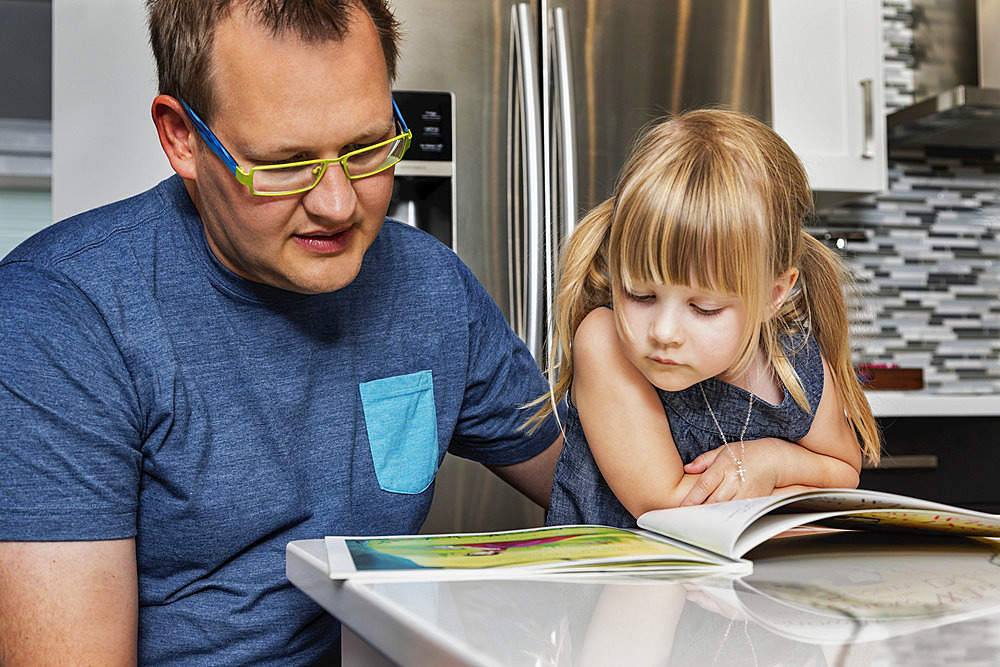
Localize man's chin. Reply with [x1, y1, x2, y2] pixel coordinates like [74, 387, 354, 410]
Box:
[283, 266, 363, 295]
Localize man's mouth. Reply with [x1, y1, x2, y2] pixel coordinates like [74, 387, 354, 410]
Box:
[292, 227, 354, 253]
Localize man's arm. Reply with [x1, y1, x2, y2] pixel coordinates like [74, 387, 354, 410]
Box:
[487, 434, 563, 509]
[0, 539, 138, 664]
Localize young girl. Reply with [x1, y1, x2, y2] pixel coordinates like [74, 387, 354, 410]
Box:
[532, 109, 880, 528]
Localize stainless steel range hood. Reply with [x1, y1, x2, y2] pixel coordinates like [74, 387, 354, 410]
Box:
[887, 0, 1000, 148]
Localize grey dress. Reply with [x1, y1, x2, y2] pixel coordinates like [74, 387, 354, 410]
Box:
[546, 333, 825, 528]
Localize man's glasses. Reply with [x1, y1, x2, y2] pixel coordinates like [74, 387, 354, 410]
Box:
[180, 98, 411, 196]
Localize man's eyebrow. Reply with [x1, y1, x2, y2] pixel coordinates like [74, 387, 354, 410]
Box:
[358, 118, 397, 141]
[245, 119, 396, 158]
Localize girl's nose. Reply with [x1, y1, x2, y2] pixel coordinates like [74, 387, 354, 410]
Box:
[649, 309, 682, 346]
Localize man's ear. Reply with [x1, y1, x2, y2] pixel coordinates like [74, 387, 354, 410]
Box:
[768, 267, 799, 318]
[151, 94, 197, 180]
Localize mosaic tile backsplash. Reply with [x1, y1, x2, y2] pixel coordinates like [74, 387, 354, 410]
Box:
[809, 0, 1000, 394]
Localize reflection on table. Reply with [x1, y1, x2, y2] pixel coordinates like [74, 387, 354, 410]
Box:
[286, 532, 1000, 666]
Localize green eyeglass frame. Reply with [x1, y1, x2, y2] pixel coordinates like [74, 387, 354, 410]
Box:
[180, 98, 412, 196]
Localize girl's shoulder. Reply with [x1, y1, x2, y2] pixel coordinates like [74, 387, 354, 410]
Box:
[779, 330, 825, 411]
[572, 306, 631, 385]
[574, 306, 616, 351]
[780, 331, 823, 374]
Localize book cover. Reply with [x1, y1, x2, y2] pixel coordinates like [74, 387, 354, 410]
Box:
[325, 525, 748, 581]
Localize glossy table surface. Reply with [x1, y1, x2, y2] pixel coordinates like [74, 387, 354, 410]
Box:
[287, 531, 1000, 666]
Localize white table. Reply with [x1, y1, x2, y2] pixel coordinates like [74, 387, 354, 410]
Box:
[287, 532, 1000, 665]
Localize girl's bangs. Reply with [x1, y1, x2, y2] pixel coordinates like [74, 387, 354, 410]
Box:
[612, 161, 767, 299]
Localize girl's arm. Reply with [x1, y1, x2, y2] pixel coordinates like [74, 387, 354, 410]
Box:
[573, 308, 743, 516]
[779, 352, 862, 488]
[681, 354, 862, 505]
[783, 351, 863, 483]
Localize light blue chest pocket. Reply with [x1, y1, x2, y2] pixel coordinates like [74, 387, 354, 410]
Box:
[359, 370, 439, 494]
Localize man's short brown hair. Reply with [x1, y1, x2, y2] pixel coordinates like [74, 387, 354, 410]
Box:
[147, 0, 401, 121]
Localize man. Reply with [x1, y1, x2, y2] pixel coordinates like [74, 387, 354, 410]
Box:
[0, 1, 563, 663]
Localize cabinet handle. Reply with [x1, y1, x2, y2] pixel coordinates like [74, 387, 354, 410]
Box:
[863, 454, 938, 470]
[860, 78, 874, 160]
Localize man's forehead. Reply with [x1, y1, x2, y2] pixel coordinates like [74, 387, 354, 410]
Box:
[209, 4, 386, 91]
[206, 3, 391, 149]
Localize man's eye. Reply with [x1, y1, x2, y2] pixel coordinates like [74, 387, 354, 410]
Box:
[344, 141, 379, 154]
[264, 155, 309, 167]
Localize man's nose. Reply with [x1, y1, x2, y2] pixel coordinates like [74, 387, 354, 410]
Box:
[301, 162, 357, 222]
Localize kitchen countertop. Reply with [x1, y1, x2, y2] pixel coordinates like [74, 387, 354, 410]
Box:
[287, 531, 1000, 666]
[866, 391, 1000, 417]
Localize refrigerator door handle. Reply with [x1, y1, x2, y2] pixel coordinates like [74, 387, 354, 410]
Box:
[508, 2, 544, 363]
[550, 6, 578, 241]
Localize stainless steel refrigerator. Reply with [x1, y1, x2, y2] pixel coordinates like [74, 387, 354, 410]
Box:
[395, 0, 771, 533]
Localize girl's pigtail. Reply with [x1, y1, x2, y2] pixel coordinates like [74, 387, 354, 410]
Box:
[798, 232, 881, 465]
[523, 197, 616, 430]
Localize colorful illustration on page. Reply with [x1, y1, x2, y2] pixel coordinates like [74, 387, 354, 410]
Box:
[818, 510, 1000, 536]
[344, 526, 699, 571]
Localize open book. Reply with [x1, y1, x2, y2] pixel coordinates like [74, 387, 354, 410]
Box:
[324, 488, 1000, 581]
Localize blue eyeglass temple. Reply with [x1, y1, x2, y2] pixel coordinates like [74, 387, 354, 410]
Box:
[179, 97, 410, 178]
[391, 98, 409, 134]
[180, 98, 242, 175]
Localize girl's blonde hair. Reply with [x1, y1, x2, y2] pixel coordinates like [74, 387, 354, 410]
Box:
[530, 108, 879, 465]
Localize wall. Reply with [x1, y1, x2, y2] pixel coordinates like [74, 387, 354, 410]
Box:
[0, 0, 52, 258]
[0, 0, 50, 121]
[814, 0, 1000, 394]
[827, 0, 1000, 511]
[51, 0, 171, 221]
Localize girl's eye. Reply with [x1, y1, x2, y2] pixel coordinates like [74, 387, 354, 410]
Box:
[693, 304, 724, 316]
[625, 291, 654, 303]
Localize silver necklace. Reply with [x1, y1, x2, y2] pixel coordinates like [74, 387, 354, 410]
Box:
[698, 372, 753, 482]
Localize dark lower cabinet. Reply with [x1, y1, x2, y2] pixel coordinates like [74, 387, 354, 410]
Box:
[858, 416, 1000, 514]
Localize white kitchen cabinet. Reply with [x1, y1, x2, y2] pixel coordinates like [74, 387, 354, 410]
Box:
[769, 0, 887, 196]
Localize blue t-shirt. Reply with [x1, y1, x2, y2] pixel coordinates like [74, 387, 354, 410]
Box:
[0, 175, 561, 664]
[547, 334, 824, 528]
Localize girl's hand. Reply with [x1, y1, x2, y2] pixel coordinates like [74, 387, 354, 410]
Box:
[679, 439, 784, 505]
[681, 448, 720, 474]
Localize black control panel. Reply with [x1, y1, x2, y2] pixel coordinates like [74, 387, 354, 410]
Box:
[393, 90, 453, 162]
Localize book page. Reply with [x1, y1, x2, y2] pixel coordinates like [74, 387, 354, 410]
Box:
[815, 509, 1000, 536]
[638, 488, 1000, 559]
[638, 495, 789, 558]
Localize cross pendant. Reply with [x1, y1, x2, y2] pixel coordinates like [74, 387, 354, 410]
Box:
[735, 462, 746, 482]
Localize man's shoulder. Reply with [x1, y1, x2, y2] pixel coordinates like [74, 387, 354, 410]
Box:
[374, 219, 458, 265]
[361, 219, 505, 323]
[367, 220, 474, 289]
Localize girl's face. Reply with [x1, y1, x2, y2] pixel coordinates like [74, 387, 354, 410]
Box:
[617, 280, 750, 392]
